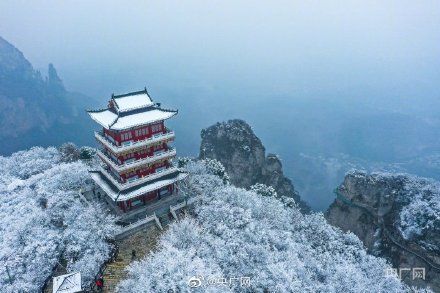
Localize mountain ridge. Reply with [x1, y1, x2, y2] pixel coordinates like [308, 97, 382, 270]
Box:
[0, 36, 98, 155]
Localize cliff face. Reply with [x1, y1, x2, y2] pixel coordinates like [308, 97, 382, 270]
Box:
[200, 119, 310, 212]
[0, 36, 52, 136]
[0, 36, 96, 154]
[326, 171, 440, 291]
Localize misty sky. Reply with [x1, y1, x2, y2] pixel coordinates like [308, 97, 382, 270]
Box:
[1, 0, 439, 103]
[1, 0, 439, 154]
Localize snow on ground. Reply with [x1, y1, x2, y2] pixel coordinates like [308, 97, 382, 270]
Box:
[0, 147, 118, 293]
[117, 160, 413, 293]
[0, 147, 434, 292]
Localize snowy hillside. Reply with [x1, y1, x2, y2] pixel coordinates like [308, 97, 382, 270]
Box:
[0, 148, 434, 292]
[0, 147, 117, 292]
[117, 160, 412, 292]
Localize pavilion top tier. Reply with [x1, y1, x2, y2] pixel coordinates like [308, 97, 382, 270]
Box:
[87, 88, 177, 131]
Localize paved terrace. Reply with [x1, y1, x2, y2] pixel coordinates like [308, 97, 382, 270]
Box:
[85, 187, 185, 222]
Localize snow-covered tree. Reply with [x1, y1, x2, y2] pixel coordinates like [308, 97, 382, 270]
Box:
[58, 142, 81, 162]
[0, 147, 118, 292]
[118, 160, 413, 293]
[395, 175, 440, 251]
[250, 183, 278, 198]
[79, 146, 96, 160]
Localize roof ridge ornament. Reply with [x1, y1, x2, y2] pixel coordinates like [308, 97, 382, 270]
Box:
[113, 89, 150, 99]
[144, 86, 153, 101]
[109, 115, 119, 129]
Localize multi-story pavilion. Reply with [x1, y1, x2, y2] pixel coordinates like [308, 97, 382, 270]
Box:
[87, 88, 187, 213]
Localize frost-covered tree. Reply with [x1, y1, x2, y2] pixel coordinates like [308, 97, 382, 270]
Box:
[0, 147, 118, 292]
[390, 174, 439, 252]
[250, 183, 278, 198]
[118, 160, 414, 293]
[59, 142, 81, 162]
[79, 146, 96, 160]
[179, 157, 230, 185]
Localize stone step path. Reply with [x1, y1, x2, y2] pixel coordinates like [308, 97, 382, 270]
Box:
[102, 225, 162, 292]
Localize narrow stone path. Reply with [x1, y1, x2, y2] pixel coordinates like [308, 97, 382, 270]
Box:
[102, 225, 163, 292]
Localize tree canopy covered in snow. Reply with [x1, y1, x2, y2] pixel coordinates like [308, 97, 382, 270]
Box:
[0, 147, 117, 292]
[118, 160, 412, 292]
[250, 183, 278, 198]
[395, 175, 440, 251]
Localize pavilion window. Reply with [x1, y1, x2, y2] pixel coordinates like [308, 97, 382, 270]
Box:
[121, 131, 132, 141]
[151, 123, 162, 133]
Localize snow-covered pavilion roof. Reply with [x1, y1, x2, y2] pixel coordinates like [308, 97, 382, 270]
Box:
[112, 90, 154, 113]
[53, 272, 82, 293]
[90, 170, 188, 201]
[88, 108, 177, 130]
[87, 88, 177, 130]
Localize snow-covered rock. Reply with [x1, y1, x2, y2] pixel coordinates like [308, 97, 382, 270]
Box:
[199, 119, 310, 212]
[326, 171, 440, 291]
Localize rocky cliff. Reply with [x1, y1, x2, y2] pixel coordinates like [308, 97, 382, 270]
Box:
[326, 171, 440, 291]
[0, 36, 97, 154]
[199, 119, 310, 212]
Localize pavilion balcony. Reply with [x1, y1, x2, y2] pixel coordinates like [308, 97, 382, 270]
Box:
[97, 148, 177, 173]
[99, 164, 179, 191]
[95, 129, 175, 154]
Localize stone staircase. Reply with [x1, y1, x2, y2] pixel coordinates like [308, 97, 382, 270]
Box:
[102, 225, 162, 292]
[101, 257, 129, 292]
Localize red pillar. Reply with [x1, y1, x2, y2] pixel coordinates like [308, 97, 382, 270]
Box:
[118, 201, 126, 213]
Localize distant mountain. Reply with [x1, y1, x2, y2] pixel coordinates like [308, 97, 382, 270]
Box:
[0, 36, 98, 155]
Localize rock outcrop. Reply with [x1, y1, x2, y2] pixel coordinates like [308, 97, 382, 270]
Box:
[47, 63, 65, 94]
[326, 171, 440, 291]
[200, 119, 310, 212]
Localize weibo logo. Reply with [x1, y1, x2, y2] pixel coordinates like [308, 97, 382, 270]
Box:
[188, 276, 202, 288]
